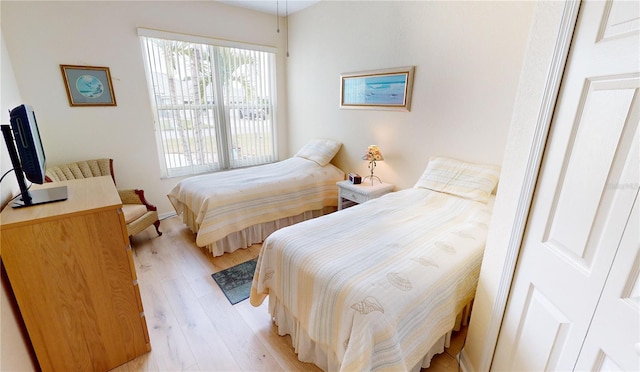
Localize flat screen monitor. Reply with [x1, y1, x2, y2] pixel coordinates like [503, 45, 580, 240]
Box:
[10, 104, 46, 184]
[2, 104, 67, 208]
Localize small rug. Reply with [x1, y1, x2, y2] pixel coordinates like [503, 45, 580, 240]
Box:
[211, 259, 257, 305]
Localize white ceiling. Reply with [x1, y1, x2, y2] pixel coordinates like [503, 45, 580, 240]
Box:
[218, 0, 320, 16]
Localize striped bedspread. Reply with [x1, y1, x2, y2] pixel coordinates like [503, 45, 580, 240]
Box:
[167, 157, 345, 248]
[250, 188, 494, 371]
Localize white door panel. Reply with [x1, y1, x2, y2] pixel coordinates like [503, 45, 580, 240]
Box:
[544, 76, 637, 270]
[597, 0, 640, 41]
[493, 0, 640, 370]
[574, 126, 640, 371]
[576, 193, 639, 371]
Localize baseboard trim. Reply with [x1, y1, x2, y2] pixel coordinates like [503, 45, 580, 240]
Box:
[159, 211, 177, 220]
[459, 349, 474, 372]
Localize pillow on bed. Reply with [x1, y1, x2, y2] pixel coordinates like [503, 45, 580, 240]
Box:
[414, 156, 501, 203]
[294, 138, 342, 166]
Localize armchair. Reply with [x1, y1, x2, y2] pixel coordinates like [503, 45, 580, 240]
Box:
[45, 158, 162, 238]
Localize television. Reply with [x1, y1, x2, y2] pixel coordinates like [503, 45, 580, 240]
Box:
[1, 104, 67, 208]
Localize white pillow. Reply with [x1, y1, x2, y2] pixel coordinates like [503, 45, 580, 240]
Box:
[414, 156, 501, 203]
[294, 139, 342, 166]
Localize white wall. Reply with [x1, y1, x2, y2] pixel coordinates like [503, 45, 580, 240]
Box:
[287, 1, 536, 190]
[1, 1, 288, 216]
[463, 2, 569, 371]
[1, 33, 21, 205]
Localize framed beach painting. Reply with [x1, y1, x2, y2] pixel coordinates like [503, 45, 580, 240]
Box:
[60, 65, 117, 106]
[340, 66, 414, 111]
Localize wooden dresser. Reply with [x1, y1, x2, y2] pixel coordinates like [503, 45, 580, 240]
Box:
[0, 176, 151, 371]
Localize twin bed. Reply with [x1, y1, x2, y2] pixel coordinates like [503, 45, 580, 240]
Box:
[168, 139, 345, 256]
[169, 145, 500, 371]
[249, 156, 500, 371]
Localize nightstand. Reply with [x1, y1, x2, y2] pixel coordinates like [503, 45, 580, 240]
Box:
[337, 180, 394, 210]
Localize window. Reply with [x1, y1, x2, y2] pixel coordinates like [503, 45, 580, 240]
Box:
[138, 29, 277, 178]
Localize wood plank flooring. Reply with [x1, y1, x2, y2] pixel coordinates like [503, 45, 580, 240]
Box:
[111, 215, 468, 371]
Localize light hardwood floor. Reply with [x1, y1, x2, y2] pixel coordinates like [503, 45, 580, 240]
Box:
[112, 215, 468, 372]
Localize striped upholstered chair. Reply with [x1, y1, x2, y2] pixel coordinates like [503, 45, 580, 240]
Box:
[45, 158, 162, 239]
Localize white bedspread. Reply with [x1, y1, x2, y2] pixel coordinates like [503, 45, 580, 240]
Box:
[167, 157, 345, 248]
[250, 188, 494, 371]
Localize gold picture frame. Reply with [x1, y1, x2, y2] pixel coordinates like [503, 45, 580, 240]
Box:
[60, 65, 117, 107]
[340, 66, 415, 111]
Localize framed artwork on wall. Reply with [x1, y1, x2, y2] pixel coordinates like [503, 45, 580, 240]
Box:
[340, 66, 415, 111]
[60, 65, 117, 106]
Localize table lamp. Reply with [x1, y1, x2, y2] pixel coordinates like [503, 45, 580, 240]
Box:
[362, 145, 384, 185]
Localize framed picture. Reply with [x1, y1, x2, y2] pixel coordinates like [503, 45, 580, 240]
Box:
[60, 65, 117, 106]
[340, 66, 415, 111]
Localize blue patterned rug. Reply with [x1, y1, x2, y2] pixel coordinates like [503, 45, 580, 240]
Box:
[211, 259, 257, 305]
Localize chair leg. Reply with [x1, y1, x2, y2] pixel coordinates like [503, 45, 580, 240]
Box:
[153, 220, 162, 236]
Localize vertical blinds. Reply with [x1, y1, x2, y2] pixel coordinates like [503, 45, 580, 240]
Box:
[139, 29, 277, 177]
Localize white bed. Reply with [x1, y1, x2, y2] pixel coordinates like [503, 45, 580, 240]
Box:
[168, 139, 345, 256]
[250, 157, 500, 371]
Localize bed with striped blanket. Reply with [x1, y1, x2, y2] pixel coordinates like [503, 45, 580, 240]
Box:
[168, 139, 345, 256]
[249, 157, 500, 371]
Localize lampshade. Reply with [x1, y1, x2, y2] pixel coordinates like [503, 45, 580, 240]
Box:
[362, 145, 384, 185]
[362, 145, 384, 161]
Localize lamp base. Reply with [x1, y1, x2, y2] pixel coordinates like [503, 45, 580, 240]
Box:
[362, 175, 382, 186]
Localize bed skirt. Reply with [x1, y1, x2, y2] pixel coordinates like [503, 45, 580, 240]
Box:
[268, 294, 473, 371]
[180, 206, 336, 256]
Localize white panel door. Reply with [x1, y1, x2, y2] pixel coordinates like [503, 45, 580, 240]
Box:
[493, 1, 640, 370]
[575, 183, 639, 371]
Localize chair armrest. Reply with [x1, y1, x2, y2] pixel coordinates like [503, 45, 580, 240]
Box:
[118, 189, 158, 211]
